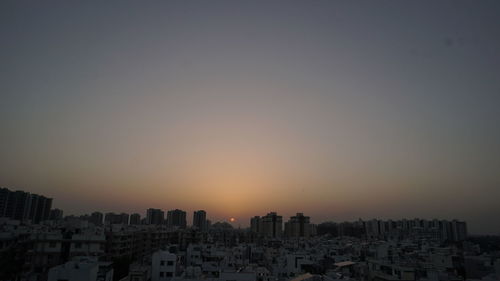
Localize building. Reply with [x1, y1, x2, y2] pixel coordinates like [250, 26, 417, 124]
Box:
[130, 213, 141, 225]
[0, 187, 11, 217]
[151, 250, 176, 281]
[28, 194, 53, 224]
[250, 216, 261, 233]
[260, 212, 282, 238]
[365, 219, 381, 239]
[0, 187, 53, 223]
[90, 212, 104, 226]
[193, 210, 207, 231]
[128, 264, 150, 281]
[166, 209, 186, 229]
[28, 226, 106, 273]
[104, 212, 129, 225]
[5, 189, 32, 221]
[285, 213, 311, 238]
[47, 257, 113, 281]
[147, 208, 165, 225]
[451, 220, 467, 242]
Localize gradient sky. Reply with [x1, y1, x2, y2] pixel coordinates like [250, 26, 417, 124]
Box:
[1, 1, 499, 234]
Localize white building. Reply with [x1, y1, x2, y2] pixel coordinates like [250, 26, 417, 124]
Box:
[152, 250, 177, 281]
[186, 244, 203, 267]
[47, 257, 113, 281]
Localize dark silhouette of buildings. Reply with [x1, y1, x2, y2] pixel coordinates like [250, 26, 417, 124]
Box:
[0, 187, 52, 223]
[251, 212, 283, 238]
[29, 194, 53, 224]
[90, 211, 104, 226]
[104, 212, 129, 225]
[285, 213, 312, 238]
[193, 210, 207, 231]
[146, 208, 164, 225]
[130, 213, 141, 225]
[167, 209, 186, 229]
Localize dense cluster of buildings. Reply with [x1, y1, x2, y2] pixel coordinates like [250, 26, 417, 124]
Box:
[250, 212, 317, 239]
[316, 219, 468, 244]
[0, 187, 53, 224]
[1, 187, 498, 281]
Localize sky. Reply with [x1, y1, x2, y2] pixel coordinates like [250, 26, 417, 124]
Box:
[1, 1, 499, 234]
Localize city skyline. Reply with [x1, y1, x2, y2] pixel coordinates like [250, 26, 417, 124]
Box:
[0, 185, 474, 237]
[1, 1, 500, 235]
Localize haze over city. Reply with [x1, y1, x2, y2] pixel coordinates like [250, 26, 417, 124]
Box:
[1, 1, 500, 234]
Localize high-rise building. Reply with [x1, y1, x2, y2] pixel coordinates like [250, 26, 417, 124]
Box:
[284, 213, 311, 238]
[365, 219, 381, 239]
[105, 212, 129, 225]
[193, 210, 207, 231]
[90, 212, 104, 226]
[0, 187, 53, 223]
[250, 216, 261, 233]
[29, 194, 53, 224]
[6, 190, 32, 221]
[146, 208, 165, 225]
[166, 209, 186, 229]
[130, 213, 141, 225]
[0, 187, 10, 217]
[451, 220, 468, 242]
[260, 212, 283, 238]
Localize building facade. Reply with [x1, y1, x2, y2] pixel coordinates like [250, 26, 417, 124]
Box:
[167, 209, 186, 229]
[193, 210, 207, 231]
[285, 213, 311, 238]
[147, 209, 165, 225]
[260, 212, 282, 238]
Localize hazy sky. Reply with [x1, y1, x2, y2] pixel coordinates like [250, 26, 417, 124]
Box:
[1, 1, 499, 234]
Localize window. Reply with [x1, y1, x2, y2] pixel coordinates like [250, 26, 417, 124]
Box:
[161, 261, 165, 266]
[49, 242, 57, 248]
[166, 272, 173, 277]
[167, 260, 174, 266]
[160, 272, 164, 277]
[75, 242, 82, 249]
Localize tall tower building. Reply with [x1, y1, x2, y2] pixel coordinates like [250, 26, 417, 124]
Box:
[0, 187, 10, 217]
[0, 187, 53, 224]
[146, 208, 165, 225]
[29, 194, 52, 224]
[451, 220, 468, 242]
[193, 210, 207, 231]
[167, 209, 187, 229]
[90, 212, 104, 226]
[261, 212, 283, 238]
[250, 216, 261, 233]
[284, 213, 311, 238]
[5, 190, 32, 221]
[105, 212, 129, 225]
[130, 213, 141, 225]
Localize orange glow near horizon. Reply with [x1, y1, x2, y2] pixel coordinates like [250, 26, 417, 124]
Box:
[2, 1, 500, 234]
